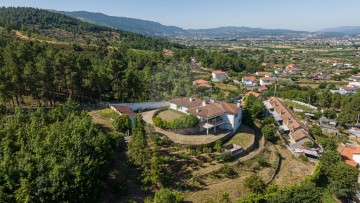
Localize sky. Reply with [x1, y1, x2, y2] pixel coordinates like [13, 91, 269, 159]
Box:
[1, 0, 360, 31]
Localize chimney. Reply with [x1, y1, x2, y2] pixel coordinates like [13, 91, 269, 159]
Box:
[202, 100, 207, 106]
[237, 102, 240, 107]
[196, 108, 200, 113]
[189, 97, 194, 102]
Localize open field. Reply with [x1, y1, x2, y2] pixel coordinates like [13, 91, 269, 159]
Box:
[225, 124, 255, 149]
[158, 108, 185, 121]
[87, 108, 117, 130]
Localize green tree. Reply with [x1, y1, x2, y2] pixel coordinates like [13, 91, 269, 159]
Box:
[262, 124, 276, 141]
[243, 174, 266, 194]
[113, 114, 131, 133]
[128, 114, 150, 166]
[153, 188, 184, 203]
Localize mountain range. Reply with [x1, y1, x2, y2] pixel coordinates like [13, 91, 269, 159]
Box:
[59, 11, 360, 38]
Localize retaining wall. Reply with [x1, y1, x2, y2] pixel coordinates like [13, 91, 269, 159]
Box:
[110, 101, 170, 111]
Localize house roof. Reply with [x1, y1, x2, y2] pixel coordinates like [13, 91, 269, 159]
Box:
[170, 98, 204, 109]
[111, 105, 137, 116]
[212, 70, 226, 74]
[286, 67, 301, 71]
[193, 79, 209, 84]
[256, 71, 271, 75]
[258, 86, 268, 91]
[268, 97, 308, 132]
[286, 64, 298, 68]
[243, 76, 256, 81]
[246, 91, 261, 98]
[338, 146, 359, 167]
[341, 86, 358, 91]
[260, 77, 274, 81]
[198, 83, 212, 88]
[187, 101, 241, 118]
[291, 129, 312, 142]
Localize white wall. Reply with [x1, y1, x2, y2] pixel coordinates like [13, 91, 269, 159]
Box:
[110, 101, 169, 111]
[353, 154, 360, 164]
[170, 103, 177, 110]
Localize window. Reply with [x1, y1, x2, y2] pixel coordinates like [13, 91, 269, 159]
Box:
[235, 113, 238, 118]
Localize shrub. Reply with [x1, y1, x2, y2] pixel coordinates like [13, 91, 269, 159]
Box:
[262, 124, 276, 141]
[153, 113, 200, 130]
[243, 174, 266, 193]
[153, 188, 184, 203]
[217, 151, 232, 162]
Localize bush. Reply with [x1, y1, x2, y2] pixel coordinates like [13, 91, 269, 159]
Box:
[217, 151, 232, 162]
[243, 174, 266, 193]
[153, 188, 184, 203]
[303, 141, 313, 148]
[153, 113, 200, 129]
[262, 124, 276, 141]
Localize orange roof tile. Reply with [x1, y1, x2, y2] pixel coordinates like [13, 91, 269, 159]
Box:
[243, 76, 256, 81]
[111, 105, 137, 116]
[212, 70, 226, 74]
[256, 71, 271, 75]
[260, 77, 274, 81]
[338, 146, 359, 167]
[246, 91, 261, 98]
[193, 79, 209, 84]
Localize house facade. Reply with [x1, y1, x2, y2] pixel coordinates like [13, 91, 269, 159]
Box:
[169, 98, 242, 134]
[339, 86, 358, 94]
[260, 77, 275, 86]
[242, 76, 258, 86]
[211, 70, 228, 82]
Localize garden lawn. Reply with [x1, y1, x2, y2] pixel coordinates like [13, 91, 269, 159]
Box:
[158, 109, 186, 122]
[225, 124, 255, 149]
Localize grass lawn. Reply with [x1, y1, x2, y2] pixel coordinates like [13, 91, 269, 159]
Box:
[158, 109, 185, 121]
[87, 108, 118, 130]
[225, 124, 255, 149]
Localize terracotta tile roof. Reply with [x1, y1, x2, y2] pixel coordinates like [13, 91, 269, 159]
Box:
[286, 67, 301, 71]
[341, 86, 358, 91]
[246, 91, 261, 98]
[338, 146, 359, 167]
[187, 101, 241, 118]
[258, 86, 268, 91]
[193, 79, 209, 84]
[268, 97, 307, 132]
[212, 70, 226, 74]
[111, 105, 137, 116]
[260, 77, 274, 81]
[198, 83, 212, 88]
[243, 76, 256, 81]
[290, 129, 312, 142]
[256, 71, 271, 75]
[169, 98, 203, 109]
[286, 64, 298, 68]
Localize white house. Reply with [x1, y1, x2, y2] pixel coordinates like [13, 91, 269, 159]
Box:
[333, 62, 344, 67]
[339, 86, 358, 94]
[260, 77, 275, 86]
[256, 71, 272, 77]
[275, 69, 285, 75]
[169, 98, 242, 134]
[110, 105, 137, 122]
[211, 70, 228, 82]
[242, 76, 258, 86]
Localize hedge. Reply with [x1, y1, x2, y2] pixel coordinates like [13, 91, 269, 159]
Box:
[153, 113, 200, 129]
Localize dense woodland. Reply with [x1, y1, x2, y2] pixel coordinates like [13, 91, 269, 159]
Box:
[0, 100, 123, 202]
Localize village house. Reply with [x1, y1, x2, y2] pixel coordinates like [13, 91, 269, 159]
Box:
[339, 86, 358, 94]
[211, 70, 228, 82]
[275, 69, 285, 75]
[246, 91, 262, 98]
[285, 64, 301, 74]
[258, 86, 268, 92]
[337, 145, 360, 167]
[333, 62, 344, 67]
[267, 97, 315, 146]
[242, 76, 258, 86]
[110, 105, 137, 121]
[255, 71, 272, 77]
[261, 62, 269, 67]
[260, 77, 275, 86]
[319, 117, 338, 135]
[192, 79, 213, 90]
[169, 98, 242, 134]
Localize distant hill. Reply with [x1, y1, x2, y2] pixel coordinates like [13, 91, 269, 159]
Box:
[320, 26, 360, 35]
[60, 11, 310, 38]
[59, 11, 188, 36]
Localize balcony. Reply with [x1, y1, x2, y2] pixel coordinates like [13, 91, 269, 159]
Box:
[201, 119, 227, 129]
